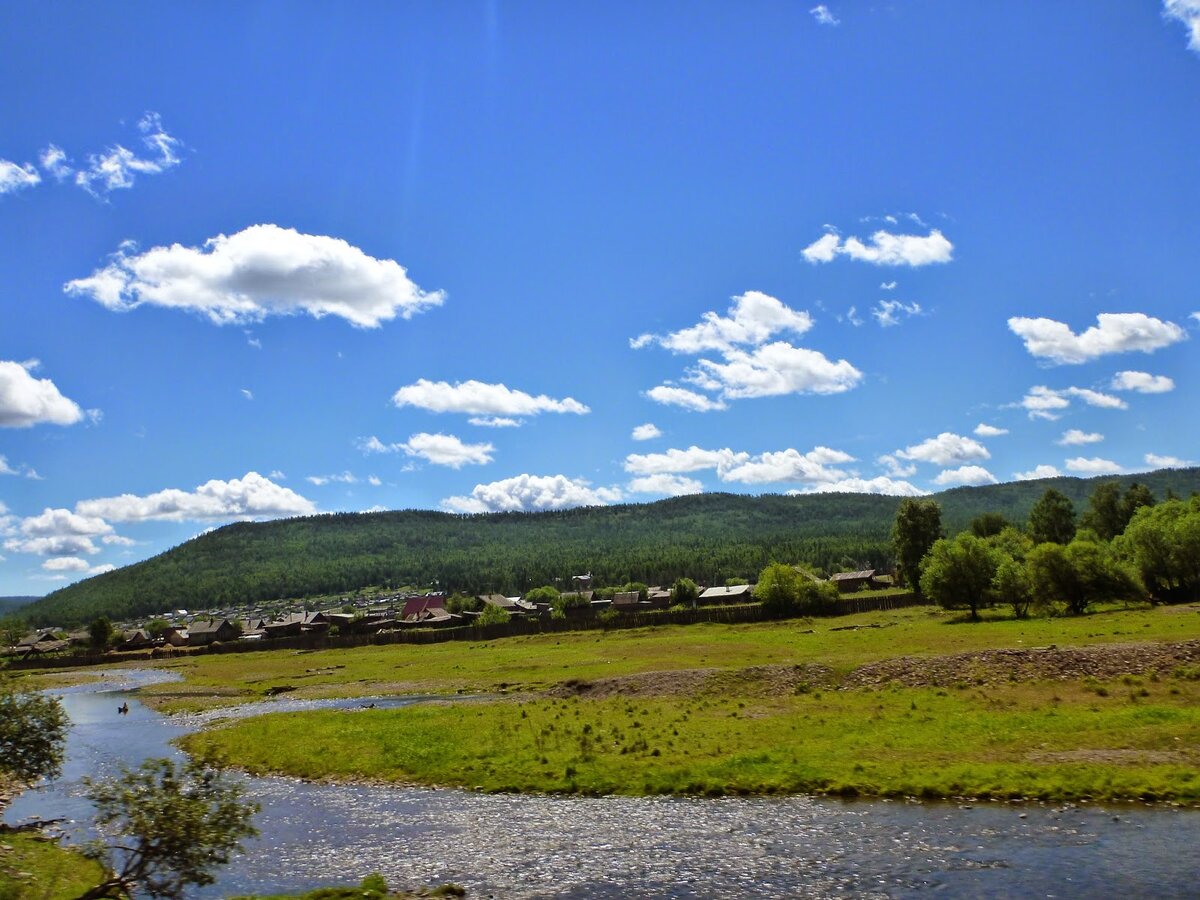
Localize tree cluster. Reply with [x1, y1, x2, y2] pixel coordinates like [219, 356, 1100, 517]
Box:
[908, 481, 1189, 619]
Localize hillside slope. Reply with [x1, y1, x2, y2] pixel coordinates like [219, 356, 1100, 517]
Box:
[23, 468, 1200, 625]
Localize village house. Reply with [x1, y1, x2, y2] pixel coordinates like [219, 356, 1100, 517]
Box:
[188, 618, 240, 645]
[698, 584, 754, 605]
[829, 569, 879, 593]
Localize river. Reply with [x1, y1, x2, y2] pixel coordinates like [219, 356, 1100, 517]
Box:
[5, 670, 1199, 898]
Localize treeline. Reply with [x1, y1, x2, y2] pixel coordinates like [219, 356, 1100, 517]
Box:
[20, 468, 1200, 626]
[905, 478, 1200, 618]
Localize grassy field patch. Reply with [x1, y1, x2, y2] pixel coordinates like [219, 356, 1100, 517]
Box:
[182, 669, 1200, 804]
[0, 832, 107, 900]
[134, 603, 1200, 712]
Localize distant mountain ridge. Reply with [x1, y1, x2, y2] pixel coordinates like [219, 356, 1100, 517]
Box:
[0, 596, 40, 615]
[20, 468, 1200, 626]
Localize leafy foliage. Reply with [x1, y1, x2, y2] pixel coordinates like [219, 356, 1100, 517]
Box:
[919, 534, 1001, 619]
[78, 756, 258, 899]
[0, 686, 68, 788]
[1027, 539, 1142, 616]
[892, 499, 943, 594]
[1028, 489, 1077, 545]
[1116, 497, 1200, 604]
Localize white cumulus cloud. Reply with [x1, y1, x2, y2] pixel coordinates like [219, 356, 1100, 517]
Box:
[468, 416, 521, 428]
[1065, 457, 1123, 475]
[810, 4, 839, 25]
[894, 432, 990, 467]
[690, 341, 862, 399]
[5, 534, 100, 556]
[392, 379, 588, 419]
[0, 360, 85, 428]
[398, 432, 494, 468]
[1165, 0, 1200, 52]
[645, 385, 728, 412]
[974, 423, 1008, 438]
[792, 476, 927, 497]
[1145, 452, 1195, 469]
[1058, 429, 1103, 446]
[1017, 385, 1127, 420]
[631, 423, 662, 441]
[719, 447, 855, 485]
[66, 224, 444, 329]
[872, 300, 922, 327]
[627, 474, 704, 496]
[442, 474, 623, 513]
[1014, 464, 1062, 481]
[76, 471, 316, 522]
[630, 291, 813, 355]
[1007, 313, 1185, 364]
[933, 465, 998, 487]
[0, 159, 41, 195]
[624, 446, 747, 476]
[802, 228, 953, 267]
[1111, 371, 1175, 394]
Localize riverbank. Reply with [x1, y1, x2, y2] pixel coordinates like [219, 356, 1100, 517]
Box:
[165, 604, 1200, 805]
[0, 828, 107, 899]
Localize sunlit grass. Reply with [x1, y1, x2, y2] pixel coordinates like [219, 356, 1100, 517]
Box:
[135, 602, 1200, 712]
[183, 670, 1200, 803]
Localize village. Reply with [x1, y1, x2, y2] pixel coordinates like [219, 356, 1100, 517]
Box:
[4, 568, 896, 659]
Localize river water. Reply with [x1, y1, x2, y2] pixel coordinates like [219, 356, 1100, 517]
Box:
[5, 670, 1199, 898]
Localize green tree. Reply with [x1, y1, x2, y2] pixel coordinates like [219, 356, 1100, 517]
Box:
[619, 582, 649, 602]
[1080, 481, 1124, 541]
[754, 563, 801, 616]
[892, 499, 943, 595]
[1028, 538, 1142, 615]
[992, 557, 1033, 618]
[144, 618, 170, 639]
[77, 756, 258, 900]
[795, 578, 840, 614]
[523, 585, 561, 605]
[89, 616, 115, 650]
[445, 592, 480, 614]
[919, 534, 1001, 620]
[477, 603, 511, 626]
[1028, 489, 1076, 545]
[1116, 497, 1200, 604]
[970, 512, 1009, 538]
[670, 577, 699, 608]
[987, 526, 1033, 562]
[1120, 482, 1156, 528]
[0, 686, 69, 794]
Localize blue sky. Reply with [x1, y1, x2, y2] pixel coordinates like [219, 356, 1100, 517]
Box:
[2, 1, 1199, 595]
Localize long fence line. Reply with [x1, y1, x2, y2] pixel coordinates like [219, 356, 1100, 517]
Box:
[7, 591, 928, 670]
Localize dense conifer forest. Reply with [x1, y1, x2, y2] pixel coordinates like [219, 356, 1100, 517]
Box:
[20, 469, 1200, 625]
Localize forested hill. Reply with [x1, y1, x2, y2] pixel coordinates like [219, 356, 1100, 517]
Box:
[23, 468, 1200, 626]
[0, 596, 39, 615]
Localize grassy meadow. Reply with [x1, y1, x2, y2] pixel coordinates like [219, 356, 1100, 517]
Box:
[0, 832, 107, 900]
[156, 602, 1200, 804]
[121, 601, 1200, 713]
[183, 669, 1200, 803]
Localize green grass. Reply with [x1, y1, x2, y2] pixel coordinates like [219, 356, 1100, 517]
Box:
[129, 602, 1200, 712]
[0, 832, 107, 900]
[182, 670, 1200, 804]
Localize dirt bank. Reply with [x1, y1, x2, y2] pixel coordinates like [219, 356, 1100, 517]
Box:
[543, 639, 1200, 699]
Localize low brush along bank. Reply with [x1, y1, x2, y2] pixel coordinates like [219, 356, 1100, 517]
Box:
[153, 604, 1200, 804]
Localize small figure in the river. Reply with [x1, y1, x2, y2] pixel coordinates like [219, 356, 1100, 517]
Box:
[118, 702, 129, 715]
[361, 702, 376, 709]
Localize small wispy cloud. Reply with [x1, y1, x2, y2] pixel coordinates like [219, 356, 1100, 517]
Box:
[810, 4, 840, 26]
